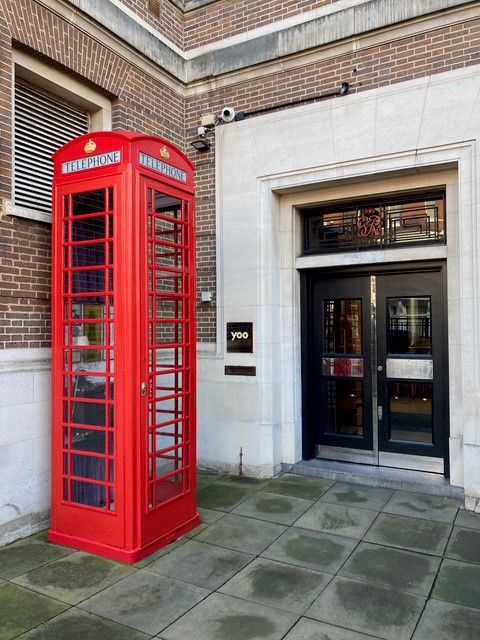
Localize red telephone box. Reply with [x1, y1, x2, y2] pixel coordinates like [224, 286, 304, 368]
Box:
[48, 131, 199, 562]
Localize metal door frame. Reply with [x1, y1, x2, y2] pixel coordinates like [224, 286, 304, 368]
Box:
[301, 261, 449, 475]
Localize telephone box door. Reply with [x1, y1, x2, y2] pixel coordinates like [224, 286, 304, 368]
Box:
[139, 178, 196, 546]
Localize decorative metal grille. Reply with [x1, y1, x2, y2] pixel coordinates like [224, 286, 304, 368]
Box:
[303, 193, 445, 254]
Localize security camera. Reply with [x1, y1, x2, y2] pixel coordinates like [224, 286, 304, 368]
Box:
[220, 107, 236, 123]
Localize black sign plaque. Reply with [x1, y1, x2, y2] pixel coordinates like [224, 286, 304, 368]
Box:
[225, 365, 256, 377]
[226, 322, 253, 353]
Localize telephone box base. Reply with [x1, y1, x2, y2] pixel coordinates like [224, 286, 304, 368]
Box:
[47, 513, 200, 564]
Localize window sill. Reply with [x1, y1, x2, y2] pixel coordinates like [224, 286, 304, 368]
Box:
[4, 200, 52, 224]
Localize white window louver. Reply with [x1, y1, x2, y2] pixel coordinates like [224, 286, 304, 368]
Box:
[14, 80, 89, 214]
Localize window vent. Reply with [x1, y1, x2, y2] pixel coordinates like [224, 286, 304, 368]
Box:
[14, 80, 89, 215]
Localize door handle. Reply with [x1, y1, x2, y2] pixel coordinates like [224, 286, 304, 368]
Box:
[377, 365, 383, 372]
[377, 405, 383, 420]
[141, 382, 147, 396]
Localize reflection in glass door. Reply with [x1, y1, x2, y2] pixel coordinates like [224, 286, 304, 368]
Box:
[323, 298, 365, 439]
[386, 297, 433, 444]
[302, 266, 447, 473]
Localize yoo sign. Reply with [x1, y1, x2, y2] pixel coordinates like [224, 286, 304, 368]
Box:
[226, 323, 253, 353]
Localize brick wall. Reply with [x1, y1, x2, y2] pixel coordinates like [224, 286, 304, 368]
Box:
[110, 0, 339, 51]
[0, 218, 51, 348]
[97, 0, 185, 49]
[1, 0, 480, 348]
[191, 153, 217, 341]
[183, 0, 338, 50]
[185, 16, 480, 119]
[0, 0, 188, 350]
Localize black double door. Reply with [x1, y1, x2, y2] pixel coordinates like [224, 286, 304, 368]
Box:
[301, 264, 448, 472]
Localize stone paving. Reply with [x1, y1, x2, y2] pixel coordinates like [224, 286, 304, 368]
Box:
[1, 470, 480, 639]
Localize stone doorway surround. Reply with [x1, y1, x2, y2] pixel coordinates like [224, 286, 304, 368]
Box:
[198, 67, 480, 511]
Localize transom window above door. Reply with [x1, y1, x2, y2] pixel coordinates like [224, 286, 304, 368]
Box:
[302, 190, 445, 254]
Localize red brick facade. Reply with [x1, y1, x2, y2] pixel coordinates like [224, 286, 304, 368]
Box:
[183, 0, 339, 50]
[0, 0, 479, 347]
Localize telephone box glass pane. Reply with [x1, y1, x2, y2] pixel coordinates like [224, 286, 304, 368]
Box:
[72, 429, 106, 453]
[62, 186, 115, 511]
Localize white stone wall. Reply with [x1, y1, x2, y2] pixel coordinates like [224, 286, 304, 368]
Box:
[0, 349, 51, 545]
[196, 65, 480, 507]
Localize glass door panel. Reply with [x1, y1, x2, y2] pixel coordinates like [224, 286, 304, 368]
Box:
[389, 382, 433, 443]
[303, 265, 446, 469]
[309, 276, 373, 452]
[323, 298, 364, 438]
[376, 271, 445, 459]
[385, 296, 434, 446]
[387, 297, 431, 355]
[325, 380, 364, 437]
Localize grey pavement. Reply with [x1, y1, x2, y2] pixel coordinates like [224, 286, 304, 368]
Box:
[1, 470, 480, 639]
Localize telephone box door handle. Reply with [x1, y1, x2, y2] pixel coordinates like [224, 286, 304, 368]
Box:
[141, 382, 147, 396]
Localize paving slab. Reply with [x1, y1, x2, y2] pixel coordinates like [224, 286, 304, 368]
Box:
[282, 618, 379, 640]
[0, 539, 74, 580]
[233, 492, 313, 525]
[78, 569, 210, 635]
[158, 592, 298, 640]
[412, 599, 480, 640]
[431, 558, 480, 609]
[261, 527, 358, 574]
[320, 482, 394, 511]
[15, 608, 151, 640]
[306, 575, 426, 640]
[218, 475, 269, 489]
[134, 538, 186, 569]
[147, 539, 254, 589]
[382, 490, 460, 523]
[194, 513, 287, 554]
[196, 470, 225, 488]
[263, 474, 333, 501]
[454, 508, 480, 530]
[183, 522, 210, 538]
[444, 526, 480, 564]
[340, 541, 441, 595]
[294, 501, 378, 539]
[196, 481, 256, 511]
[12, 551, 134, 605]
[198, 507, 227, 524]
[363, 512, 452, 555]
[219, 557, 332, 614]
[0, 582, 69, 640]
